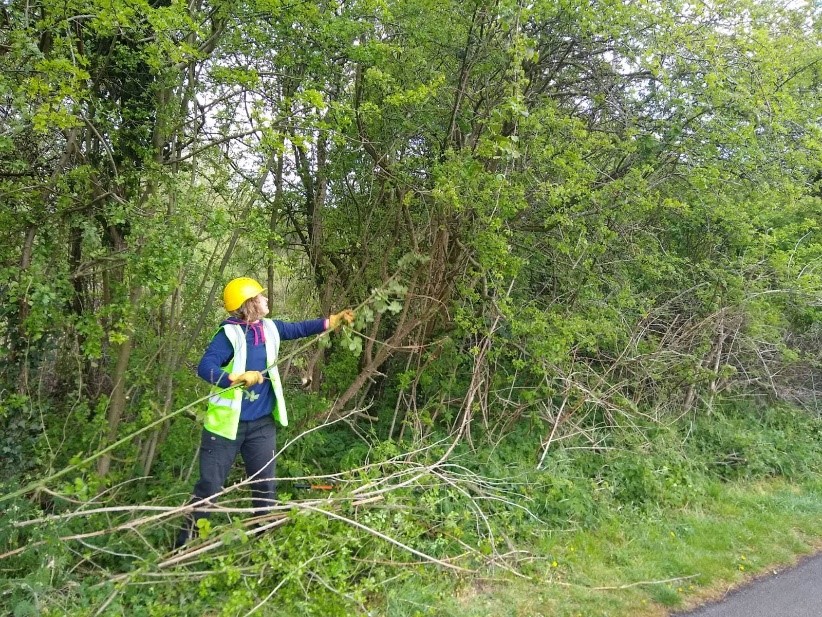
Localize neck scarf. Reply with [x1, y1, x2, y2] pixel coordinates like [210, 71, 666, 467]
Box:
[226, 317, 265, 345]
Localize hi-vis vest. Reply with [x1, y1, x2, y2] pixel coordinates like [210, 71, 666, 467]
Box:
[204, 320, 288, 440]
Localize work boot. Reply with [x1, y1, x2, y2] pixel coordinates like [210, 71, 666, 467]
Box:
[173, 517, 197, 550]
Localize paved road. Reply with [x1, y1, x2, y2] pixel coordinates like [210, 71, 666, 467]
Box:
[673, 552, 822, 617]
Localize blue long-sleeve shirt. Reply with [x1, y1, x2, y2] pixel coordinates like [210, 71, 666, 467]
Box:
[198, 317, 327, 422]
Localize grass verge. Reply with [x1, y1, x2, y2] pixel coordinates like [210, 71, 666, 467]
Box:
[403, 477, 822, 617]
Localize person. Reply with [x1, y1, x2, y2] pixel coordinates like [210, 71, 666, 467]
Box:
[175, 277, 354, 548]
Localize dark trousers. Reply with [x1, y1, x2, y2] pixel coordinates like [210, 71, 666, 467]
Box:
[178, 416, 277, 545]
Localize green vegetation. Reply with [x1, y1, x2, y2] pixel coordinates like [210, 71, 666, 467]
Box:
[0, 0, 820, 615]
[429, 477, 822, 617]
[2, 403, 821, 615]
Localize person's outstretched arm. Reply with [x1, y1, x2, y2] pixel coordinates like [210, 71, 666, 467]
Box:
[275, 310, 355, 341]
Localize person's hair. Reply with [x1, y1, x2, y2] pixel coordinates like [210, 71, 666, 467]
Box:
[232, 294, 266, 322]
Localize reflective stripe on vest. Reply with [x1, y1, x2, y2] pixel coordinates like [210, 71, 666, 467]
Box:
[204, 320, 288, 440]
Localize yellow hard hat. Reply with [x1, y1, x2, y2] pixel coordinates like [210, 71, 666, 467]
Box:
[223, 277, 264, 312]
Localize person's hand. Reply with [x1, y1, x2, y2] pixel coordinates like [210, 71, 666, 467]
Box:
[228, 371, 265, 387]
[329, 309, 355, 330]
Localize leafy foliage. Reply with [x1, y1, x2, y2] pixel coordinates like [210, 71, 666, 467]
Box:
[0, 0, 820, 614]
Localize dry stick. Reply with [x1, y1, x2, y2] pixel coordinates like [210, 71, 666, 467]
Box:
[75, 498, 300, 544]
[15, 503, 285, 530]
[307, 567, 368, 615]
[555, 573, 700, 591]
[156, 518, 290, 569]
[537, 393, 568, 469]
[388, 354, 414, 438]
[93, 587, 120, 617]
[242, 575, 289, 616]
[242, 553, 327, 617]
[0, 544, 40, 559]
[299, 503, 471, 573]
[14, 506, 178, 526]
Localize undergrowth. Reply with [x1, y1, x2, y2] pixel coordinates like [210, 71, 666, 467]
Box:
[1, 401, 821, 616]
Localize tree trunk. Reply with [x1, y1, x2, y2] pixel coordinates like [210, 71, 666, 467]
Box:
[97, 285, 142, 476]
[267, 154, 284, 302]
[14, 225, 37, 394]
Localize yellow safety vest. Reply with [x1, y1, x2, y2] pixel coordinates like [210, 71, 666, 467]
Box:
[204, 320, 288, 439]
